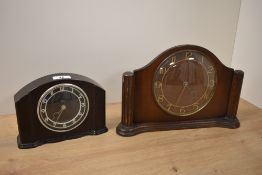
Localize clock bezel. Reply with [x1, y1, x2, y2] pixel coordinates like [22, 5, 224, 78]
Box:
[37, 83, 89, 133]
[152, 50, 217, 117]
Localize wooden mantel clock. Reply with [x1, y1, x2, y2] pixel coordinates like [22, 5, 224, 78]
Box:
[116, 45, 244, 136]
[14, 73, 107, 148]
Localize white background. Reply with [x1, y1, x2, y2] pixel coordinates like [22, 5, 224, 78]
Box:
[232, 0, 262, 108]
[1, 0, 260, 115]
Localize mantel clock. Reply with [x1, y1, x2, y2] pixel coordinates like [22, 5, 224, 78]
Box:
[117, 45, 244, 136]
[15, 73, 107, 148]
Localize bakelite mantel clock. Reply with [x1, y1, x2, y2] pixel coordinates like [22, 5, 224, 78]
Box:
[116, 45, 244, 136]
[14, 73, 107, 148]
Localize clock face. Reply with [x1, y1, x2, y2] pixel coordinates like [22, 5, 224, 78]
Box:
[153, 50, 217, 116]
[37, 83, 89, 132]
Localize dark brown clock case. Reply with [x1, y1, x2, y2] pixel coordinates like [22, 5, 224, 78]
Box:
[116, 45, 244, 136]
[14, 73, 107, 148]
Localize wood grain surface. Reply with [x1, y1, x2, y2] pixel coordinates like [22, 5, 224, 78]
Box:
[0, 99, 261, 175]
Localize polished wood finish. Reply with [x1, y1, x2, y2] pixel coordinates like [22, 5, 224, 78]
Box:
[14, 73, 107, 149]
[117, 45, 244, 136]
[227, 70, 244, 117]
[0, 100, 262, 175]
[121, 72, 135, 126]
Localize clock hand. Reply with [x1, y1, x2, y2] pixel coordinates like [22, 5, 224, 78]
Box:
[175, 81, 188, 105]
[187, 58, 190, 84]
[52, 105, 66, 122]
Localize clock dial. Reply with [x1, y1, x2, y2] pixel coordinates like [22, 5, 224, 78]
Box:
[153, 50, 217, 116]
[37, 83, 89, 132]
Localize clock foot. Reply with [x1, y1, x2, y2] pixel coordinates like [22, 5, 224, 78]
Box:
[116, 116, 240, 137]
[17, 136, 44, 149]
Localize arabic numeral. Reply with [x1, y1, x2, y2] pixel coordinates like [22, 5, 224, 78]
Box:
[193, 103, 199, 110]
[159, 67, 167, 75]
[209, 80, 215, 87]
[207, 66, 214, 73]
[157, 95, 164, 103]
[154, 81, 162, 89]
[180, 108, 186, 113]
[167, 104, 174, 111]
[171, 56, 176, 64]
[185, 51, 193, 58]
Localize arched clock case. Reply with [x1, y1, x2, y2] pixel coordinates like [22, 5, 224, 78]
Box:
[14, 73, 107, 148]
[116, 45, 244, 136]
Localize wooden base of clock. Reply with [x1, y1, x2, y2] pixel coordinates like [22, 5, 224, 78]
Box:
[17, 128, 108, 149]
[117, 117, 239, 136]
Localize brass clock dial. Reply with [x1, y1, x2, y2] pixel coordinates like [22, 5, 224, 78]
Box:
[153, 50, 217, 116]
[37, 83, 89, 132]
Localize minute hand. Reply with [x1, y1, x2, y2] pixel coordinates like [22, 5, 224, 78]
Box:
[175, 82, 188, 105]
[52, 105, 66, 122]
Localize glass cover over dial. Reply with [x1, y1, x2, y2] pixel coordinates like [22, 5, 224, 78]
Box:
[37, 83, 89, 132]
[153, 50, 217, 116]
